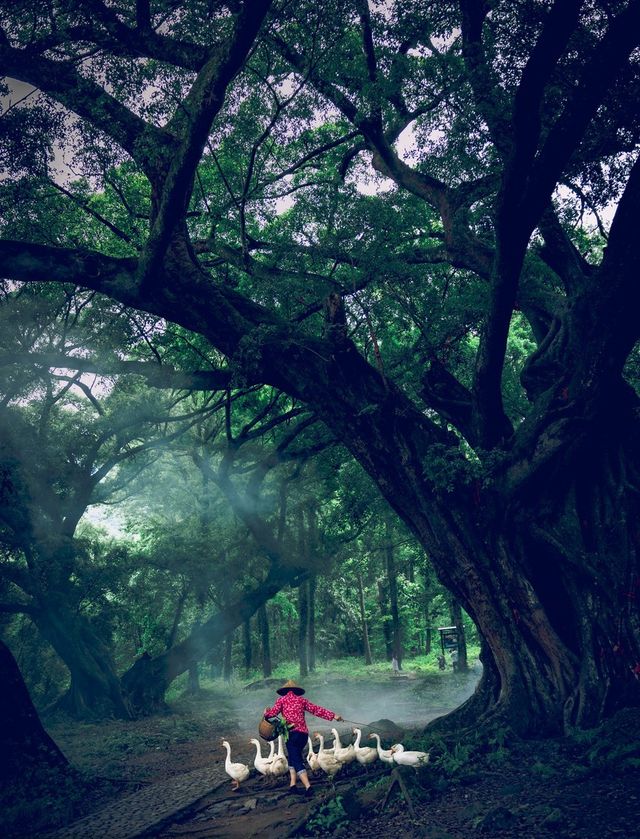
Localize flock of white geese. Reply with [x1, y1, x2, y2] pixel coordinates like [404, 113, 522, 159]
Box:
[221, 727, 429, 790]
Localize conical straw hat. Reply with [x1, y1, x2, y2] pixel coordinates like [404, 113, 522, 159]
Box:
[276, 678, 305, 695]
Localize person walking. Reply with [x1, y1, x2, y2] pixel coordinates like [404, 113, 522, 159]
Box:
[263, 679, 343, 796]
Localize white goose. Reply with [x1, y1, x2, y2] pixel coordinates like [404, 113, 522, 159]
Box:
[249, 737, 274, 777]
[331, 727, 356, 765]
[221, 739, 250, 790]
[306, 735, 320, 773]
[314, 732, 343, 778]
[390, 743, 430, 767]
[352, 727, 378, 767]
[369, 732, 395, 765]
[269, 734, 289, 779]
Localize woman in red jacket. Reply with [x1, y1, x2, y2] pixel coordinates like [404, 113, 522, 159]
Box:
[264, 679, 343, 795]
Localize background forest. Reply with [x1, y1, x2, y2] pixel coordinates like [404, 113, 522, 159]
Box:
[0, 288, 475, 710]
[2, 288, 470, 715]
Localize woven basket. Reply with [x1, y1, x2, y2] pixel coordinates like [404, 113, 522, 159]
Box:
[258, 718, 277, 741]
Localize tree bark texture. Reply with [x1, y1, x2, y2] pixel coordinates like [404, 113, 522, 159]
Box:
[0, 639, 73, 794]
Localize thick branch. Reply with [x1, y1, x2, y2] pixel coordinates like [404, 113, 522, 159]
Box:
[524, 1, 640, 231]
[77, 0, 209, 69]
[421, 358, 476, 446]
[356, 0, 378, 84]
[137, 0, 273, 286]
[0, 351, 232, 391]
[472, 2, 640, 447]
[0, 42, 173, 175]
[510, 0, 585, 176]
[537, 207, 593, 295]
[459, 0, 513, 156]
[0, 240, 139, 302]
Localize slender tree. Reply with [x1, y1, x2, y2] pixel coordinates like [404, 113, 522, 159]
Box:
[258, 603, 272, 678]
[307, 574, 317, 672]
[450, 598, 469, 674]
[356, 571, 373, 666]
[243, 618, 253, 678]
[385, 517, 403, 668]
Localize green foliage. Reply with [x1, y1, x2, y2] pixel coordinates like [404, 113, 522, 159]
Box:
[305, 795, 349, 836]
[583, 736, 640, 772]
[530, 760, 558, 780]
[483, 724, 512, 767]
[265, 713, 295, 742]
[422, 443, 480, 494]
[432, 739, 474, 778]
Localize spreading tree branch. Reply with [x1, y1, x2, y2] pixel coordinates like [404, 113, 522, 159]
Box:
[137, 0, 273, 287]
[0, 351, 232, 391]
[0, 39, 174, 176]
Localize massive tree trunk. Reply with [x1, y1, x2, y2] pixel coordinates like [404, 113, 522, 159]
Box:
[0, 639, 75, 823]
[36, 604, 132, 720]
[415, 421, 640, 734]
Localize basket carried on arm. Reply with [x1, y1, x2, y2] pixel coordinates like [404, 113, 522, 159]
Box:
[258, 715, 294, 742]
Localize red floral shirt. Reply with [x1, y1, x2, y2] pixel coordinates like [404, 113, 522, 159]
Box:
[265, 692, 335, 734]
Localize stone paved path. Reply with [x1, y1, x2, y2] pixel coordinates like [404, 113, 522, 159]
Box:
[49, 766, 228, 839]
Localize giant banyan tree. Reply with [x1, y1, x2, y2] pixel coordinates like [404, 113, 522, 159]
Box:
[1, 0, 640, 735]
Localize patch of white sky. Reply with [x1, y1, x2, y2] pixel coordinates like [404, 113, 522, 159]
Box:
[84, 504, 129, 539]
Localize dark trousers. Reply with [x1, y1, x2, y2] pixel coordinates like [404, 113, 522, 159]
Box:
[286, 730, 308, 773]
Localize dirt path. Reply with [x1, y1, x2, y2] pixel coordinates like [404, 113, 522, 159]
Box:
[152, 769, 389, 839]
[42, 674, 640, 839]
[44, 670, 478, 839]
